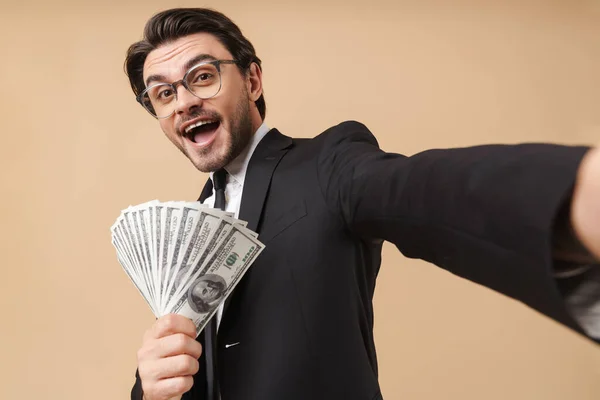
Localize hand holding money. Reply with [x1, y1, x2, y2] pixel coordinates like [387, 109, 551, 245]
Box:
[138, 315, 201, 400]
[111, 200, 265, 398]
[110, 200, 264, 334]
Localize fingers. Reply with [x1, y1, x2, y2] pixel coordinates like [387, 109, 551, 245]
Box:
[139, 333, 203, 360]
[139, 354, 200, 382]
[141, 375, 194, 400]
[138, 315, 200, 400]
[144, 314, 197, 342]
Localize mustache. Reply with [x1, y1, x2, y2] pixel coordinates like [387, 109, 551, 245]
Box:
[177, 110, 223, 134]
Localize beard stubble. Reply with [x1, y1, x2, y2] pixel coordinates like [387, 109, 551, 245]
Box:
[190, 94, 253, 173]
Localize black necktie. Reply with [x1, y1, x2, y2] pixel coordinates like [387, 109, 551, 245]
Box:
[213, 168, 227, 211]
[205, 168, 227, 400]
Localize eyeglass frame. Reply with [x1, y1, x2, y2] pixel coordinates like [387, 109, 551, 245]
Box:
[136, 59, 240, 119]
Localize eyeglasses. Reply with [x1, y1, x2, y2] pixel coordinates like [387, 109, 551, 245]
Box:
[136, 59, 239, 119]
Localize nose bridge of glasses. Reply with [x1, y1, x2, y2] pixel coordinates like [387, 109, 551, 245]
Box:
[173, 79, 202, 109]
[173, 79, 193, 97]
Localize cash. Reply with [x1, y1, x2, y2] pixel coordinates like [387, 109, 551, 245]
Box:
[110, 200, 264, 335]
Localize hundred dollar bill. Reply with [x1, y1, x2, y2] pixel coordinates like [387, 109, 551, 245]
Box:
[153, 202, 164, 309]
[133, 200, 162, 313]
[115, 212, 156, 308]
[162, 207, 220, 312]
[131, 206, 156, 307]
[111, 233, 140, 293]
[111, 200, 264, 320]
[158, 202, 181, 311]
[160, 203, 201, 313]
[123, 207, 157, 309]
[197, 216, 245, 268]
[169, 224, 264, 335]
[133, 200, 160, 303]
[160, 202, 227, 313]
[112, 238, 159, 316]
[164, 212, 247, 311]
[111, 220, 158, 315]
[145, 201, 160, 304]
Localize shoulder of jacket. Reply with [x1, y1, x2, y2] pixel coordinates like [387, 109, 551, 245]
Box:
[284, 121, 379, 153]
[312, 120, 379, 147]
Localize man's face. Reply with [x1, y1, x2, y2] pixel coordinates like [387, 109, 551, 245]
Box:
[192, 279, 222, 302]
[143, 33, 258, 172]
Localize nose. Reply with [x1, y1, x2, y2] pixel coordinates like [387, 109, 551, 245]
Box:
[174, 84, 203, 115]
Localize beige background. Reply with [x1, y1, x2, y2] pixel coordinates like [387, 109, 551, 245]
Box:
[1, 0, 599, 398]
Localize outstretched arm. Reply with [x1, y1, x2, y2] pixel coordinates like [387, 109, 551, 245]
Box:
[317, 120, 599, 342]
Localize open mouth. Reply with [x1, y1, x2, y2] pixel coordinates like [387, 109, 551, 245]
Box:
[184, 119, 221, 146]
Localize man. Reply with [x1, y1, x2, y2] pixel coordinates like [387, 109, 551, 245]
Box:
[125, 8, 600, 400]
[188, 275, 227, 314]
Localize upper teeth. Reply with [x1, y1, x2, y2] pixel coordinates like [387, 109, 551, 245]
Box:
[185, 120, 217, 133]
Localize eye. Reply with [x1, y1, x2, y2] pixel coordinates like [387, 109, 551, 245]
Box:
[157, 88, 174, 99]
[195, 73, 213, 82]
[186, 64, 219, 87]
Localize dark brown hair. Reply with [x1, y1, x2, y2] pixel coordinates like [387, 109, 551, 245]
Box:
[124, 8, 266, 119]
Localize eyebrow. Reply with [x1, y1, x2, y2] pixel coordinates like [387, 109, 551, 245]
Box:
[144, 53, 218, 87]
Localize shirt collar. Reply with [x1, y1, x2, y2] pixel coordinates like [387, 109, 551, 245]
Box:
[210, 122, 270, 187]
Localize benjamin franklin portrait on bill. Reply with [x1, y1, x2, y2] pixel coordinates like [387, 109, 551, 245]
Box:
[187, 274, 227, 313]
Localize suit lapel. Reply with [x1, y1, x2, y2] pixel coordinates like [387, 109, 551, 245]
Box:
[220, 129, 292, 325]
[238, 128, 292, 232]
[197, 128, 292, 218]
[198, 178, 213, 203]
[196, 128, 292, 321]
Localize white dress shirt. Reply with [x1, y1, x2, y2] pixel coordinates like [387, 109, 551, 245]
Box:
[202, 122, 271, 328]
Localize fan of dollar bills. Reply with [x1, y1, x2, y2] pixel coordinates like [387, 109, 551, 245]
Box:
[110, 200, 264, 335]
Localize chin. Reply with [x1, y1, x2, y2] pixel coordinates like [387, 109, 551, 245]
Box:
[189, 152, 230, 173]
[182, 141, 223, 173]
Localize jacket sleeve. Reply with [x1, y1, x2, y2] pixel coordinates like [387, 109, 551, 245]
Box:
[317, 120, 598, 343]
[131, 369, 143, 400]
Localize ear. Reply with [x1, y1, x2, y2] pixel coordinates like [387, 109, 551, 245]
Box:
[246, 62, 263, 102]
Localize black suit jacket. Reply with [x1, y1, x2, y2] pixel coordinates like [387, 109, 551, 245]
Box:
[132, 121, 594, 400]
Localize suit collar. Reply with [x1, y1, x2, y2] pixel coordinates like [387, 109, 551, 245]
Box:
[199, 177, 214, 203]
[201, 128, 292, 329]
[209, 122, 271, 189]
[238, 128, 292, 232]
[198, 128, 293, 230]
[256, 127, 293, 152]
[198, 123, 277, 203]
